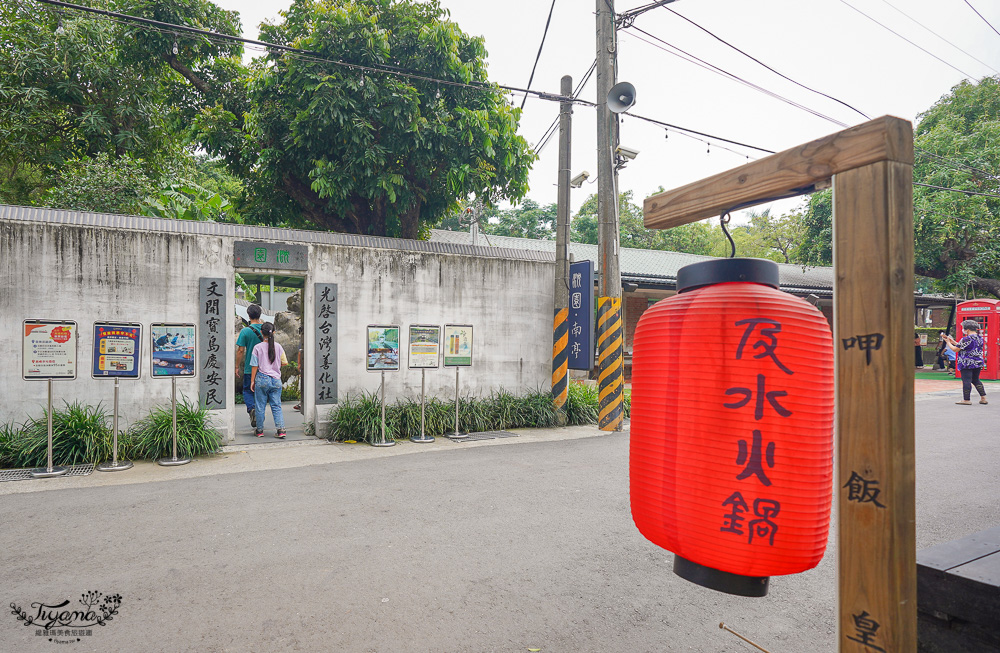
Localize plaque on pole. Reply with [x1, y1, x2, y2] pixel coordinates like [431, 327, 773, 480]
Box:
[408, 325, 440, 443]
[93, 322, 141, 473]
[23, 320, 77, 478]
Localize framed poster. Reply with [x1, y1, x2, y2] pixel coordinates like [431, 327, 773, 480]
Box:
[366, 325, 400, 372]
[408, 325, 441, 369]
[22, 320, 78, 380]
[443, 324, 473, 367]
[150, 323, 196, 377]
[92, 322, 142, 379]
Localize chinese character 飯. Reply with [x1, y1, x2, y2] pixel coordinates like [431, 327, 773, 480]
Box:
[843, 471, 886, 508]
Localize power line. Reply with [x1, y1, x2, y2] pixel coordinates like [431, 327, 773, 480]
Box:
[520, 0, 559, 111]
[876, 0, 1000, 76]
[623, 27, 850, 127]
[962, 0, 1000, 39]
[30, 0, 594, 107]
[837, 0, 979, 80]
[915, 182, 1000, 199]
[915, 148, 1000, 182]
[534, 61, 596, 154]
[659, 6, 871, 120]
[622, 112, 775, 154]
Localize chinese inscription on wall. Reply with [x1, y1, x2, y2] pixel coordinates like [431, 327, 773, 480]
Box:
[315, 283, 338, 404]
[199, 278, 227, 410]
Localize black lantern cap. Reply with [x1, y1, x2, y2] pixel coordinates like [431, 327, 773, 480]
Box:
[677, 258, 780, 293]
[673, 555, 770, 597]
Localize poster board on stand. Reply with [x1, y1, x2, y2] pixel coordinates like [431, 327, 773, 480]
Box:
[22, 320, 78, 380]
[408, 325, 441, 369]
[150, 323, 196, 378]
[443, 324, 473, 367]
[92, 322, 142, 379]
[367, 325, 400, 372]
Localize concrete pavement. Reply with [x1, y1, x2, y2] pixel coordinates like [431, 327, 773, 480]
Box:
[1, 385, 997, 653]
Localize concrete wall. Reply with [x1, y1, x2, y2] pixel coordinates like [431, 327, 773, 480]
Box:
[0, 210, 553, 441]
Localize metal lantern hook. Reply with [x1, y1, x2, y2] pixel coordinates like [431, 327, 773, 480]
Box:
[720, 211, 736, 259]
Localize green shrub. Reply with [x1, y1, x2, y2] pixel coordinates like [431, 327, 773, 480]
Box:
[327, 392, 399, 444]
[623, 387, 632, 418]
[0, 421, 21, 468]
[128, 399, 221, 460]
[8, 402, 117, 468]
[566, 382, 599, 425]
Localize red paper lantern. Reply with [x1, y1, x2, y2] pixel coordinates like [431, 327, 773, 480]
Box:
[630, 258, 834, 596]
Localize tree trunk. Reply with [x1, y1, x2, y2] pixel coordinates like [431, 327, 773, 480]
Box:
[280, 174, 358, 233]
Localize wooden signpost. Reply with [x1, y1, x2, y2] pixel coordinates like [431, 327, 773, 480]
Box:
[644, 116, 916, 652]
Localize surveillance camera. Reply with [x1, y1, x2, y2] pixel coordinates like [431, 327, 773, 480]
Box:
[569, 171, 590, 188]
[615, 145, 639, 161]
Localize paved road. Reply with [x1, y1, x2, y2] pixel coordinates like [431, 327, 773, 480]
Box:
[1, 391, 997, 653]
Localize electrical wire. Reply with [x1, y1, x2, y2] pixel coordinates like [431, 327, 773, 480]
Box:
[623, 27, 850, 127]
[520, 0, 559, 111]
[915, 182, 1000, 199]
[659, 6, 871, 120]
[837, 0, 979, 80]
[916, 148, 1000, 182]
[534, 60, 596, 154]
[875, 0, 1000, 76]
[962, 0, 1000, 38]
[623, 112, 775, 154]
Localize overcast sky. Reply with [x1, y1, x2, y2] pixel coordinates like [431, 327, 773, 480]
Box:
[214, 0, 1000, 221]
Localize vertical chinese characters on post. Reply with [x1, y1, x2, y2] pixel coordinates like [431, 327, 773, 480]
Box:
[199, 278, 227, 409]
[315, 284, 338, 404]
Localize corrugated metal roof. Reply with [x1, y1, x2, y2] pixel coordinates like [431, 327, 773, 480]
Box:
[429, 229, 836, 291]
[0, 204, 553, 263]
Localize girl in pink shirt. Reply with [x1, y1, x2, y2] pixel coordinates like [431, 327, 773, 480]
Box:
[250, 322, 287, 438]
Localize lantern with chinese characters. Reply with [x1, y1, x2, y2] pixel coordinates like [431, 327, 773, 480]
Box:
[630, 258, 834, 597]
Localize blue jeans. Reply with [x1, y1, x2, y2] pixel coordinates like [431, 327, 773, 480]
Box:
[254, 375, 284, 430]
[242, 375, 255, 413]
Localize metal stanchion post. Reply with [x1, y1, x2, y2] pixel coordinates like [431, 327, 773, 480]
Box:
[158, 377, 192, 465]
[371, 370, 396, 447]
[98, 376, 133, 472]
[448, 366, 468, 440]
[410, 368, 434, 443]
[31, 378, 68, 478]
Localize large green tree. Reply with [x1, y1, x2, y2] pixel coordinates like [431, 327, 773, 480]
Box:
[0, 2, 180, 204]
[797, 76, 1000, 296]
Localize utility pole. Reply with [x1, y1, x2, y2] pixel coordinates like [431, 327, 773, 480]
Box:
[552, 75, 573, 422]
[596, 0, 624, 431]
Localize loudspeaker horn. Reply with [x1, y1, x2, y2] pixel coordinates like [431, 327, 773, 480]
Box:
[607, 81, 636, 113]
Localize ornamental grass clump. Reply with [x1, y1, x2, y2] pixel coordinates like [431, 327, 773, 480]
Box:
[8, 402, 116, 468]
[566, 382, 599, 425]
[327, 392, 399, 444]
[1, 421, 21, 468]
[128, 399, 221, 460]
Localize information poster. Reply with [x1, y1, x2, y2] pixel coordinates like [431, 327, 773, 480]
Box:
[151, 323, 196, 377]
[408, 325, 441, 369]
[367, 325, 400, 372]
[443, 324, 473, 367]
[92, 322, 142, 378]
[22, 320, 78, 380]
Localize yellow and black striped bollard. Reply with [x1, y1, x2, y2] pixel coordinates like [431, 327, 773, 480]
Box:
[552, 307, 569, 417]
[597, 297, 623, 430]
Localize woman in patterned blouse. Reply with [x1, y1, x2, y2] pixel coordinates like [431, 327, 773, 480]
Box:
[943, 320, 988, 405]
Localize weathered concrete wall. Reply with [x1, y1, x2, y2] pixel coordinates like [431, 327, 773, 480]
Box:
[0, 210, 553, 441]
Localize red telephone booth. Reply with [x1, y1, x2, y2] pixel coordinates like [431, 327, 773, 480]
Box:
[954, 299, 1000, 380]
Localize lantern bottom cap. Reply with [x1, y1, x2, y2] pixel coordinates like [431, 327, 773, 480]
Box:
[673, 555, 770, 597]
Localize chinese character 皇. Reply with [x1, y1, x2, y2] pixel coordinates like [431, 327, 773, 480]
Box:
[847, 611, 886, 651]
[571, 272, 582, 289]
[748, 498, 781, 546]
[843, 471, 886, 508]
[734, 318, 793, 375]
[720, 491, 749, 535]
[254, 247, 267, 263]
[842, 333, 884, 365]
[206, 281, 222, 297]
[736, 429, 775, 486]
[724, 374, 792, 420]
[571, 293, 582, 309]
[204, 298, 220, 316]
